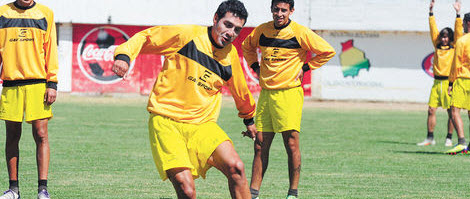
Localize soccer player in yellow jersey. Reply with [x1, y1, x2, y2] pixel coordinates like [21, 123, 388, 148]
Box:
[446, 12, 470, 155]
[0, 0, 57, 199]
[241, 0, 335, 198]
[417, 0, 462, 147]
[112, 0, 256, 198]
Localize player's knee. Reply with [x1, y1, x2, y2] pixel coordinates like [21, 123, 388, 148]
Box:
[6, 132, 21, 143]
[179, 185, 196, 198]
[226, 159, 245, 180]
[428, 107, 436, 115]
[33, 129, 49, 144]
[287, 139, 299, 150]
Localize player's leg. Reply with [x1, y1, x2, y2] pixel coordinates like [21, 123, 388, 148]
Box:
[148, 114, 198, 198]
[418, 106, 437, 146]
[446, 106, 467, 154]
[167, 168, 196, 199]
[281, 130, 301, 197]
[250, 88, 275, 198]
[269, 87, 303, 198]
[250, 131, 275, 192]
[445, 109, 454, 146]
[0, 86, 24, 199]
[31, 119, 50, 192]
[208, 140, 250, 199]
[467, 110, 470, 149]
[5, 121, 22, 196]
[23, 83, 52, 198]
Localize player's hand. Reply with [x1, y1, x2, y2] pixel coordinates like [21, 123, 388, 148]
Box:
[448, 85, 453, 96]
[242, 124, 257, 141]
[44, 88, 57, 105]
[454, 0, 461, 13]
[112, 60, 129, 78]
[430, 0, 435, 12]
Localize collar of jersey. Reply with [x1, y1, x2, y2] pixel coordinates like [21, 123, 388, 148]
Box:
[274, 19, 291, 30]
[207, 27, 224, 49]
[14, 1, 36, 10]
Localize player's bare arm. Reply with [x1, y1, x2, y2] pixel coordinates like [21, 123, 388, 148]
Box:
[430, 0, 435, 13]
[454, 0, 461, 14]
[112, 59, 129, 78]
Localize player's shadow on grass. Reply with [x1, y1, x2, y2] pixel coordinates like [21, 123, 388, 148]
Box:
[376, 140, 416, 146]
[392, 150, 446, 155]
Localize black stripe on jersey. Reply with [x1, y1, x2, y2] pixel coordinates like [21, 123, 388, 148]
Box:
[0, 16, 47, 31]
[259, 33, 301, 49]
[178, 40, 233, 81]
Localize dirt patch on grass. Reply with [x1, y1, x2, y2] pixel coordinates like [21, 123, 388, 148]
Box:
[303, 99, 428, 112]
[56, 93, 148, 105]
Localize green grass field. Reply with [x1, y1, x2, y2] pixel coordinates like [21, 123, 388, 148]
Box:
[0, 96, 469, 198]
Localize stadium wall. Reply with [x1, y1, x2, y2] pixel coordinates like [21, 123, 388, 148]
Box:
[2, 0, 468, 102]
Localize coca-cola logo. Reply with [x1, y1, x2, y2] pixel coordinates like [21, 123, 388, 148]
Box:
[76, 26, 134, 84]
[422, 52, 434, 78]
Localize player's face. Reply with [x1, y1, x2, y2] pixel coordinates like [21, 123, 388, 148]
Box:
[16, 0, 34, 7]
[212, 12, 245, 47]
[271, 2, 294, 28]
[440, 34, 449, 46]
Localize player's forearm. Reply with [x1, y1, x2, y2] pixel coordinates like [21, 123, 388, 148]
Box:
[308, 50, 336, 70]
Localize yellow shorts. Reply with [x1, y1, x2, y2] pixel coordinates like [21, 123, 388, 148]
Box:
[148, 113, 231, 181]
[428, 79, 451, 109]
[451, 78, 470, 110]
[255, 86, 303, 133]
[0, 83, 52, 122]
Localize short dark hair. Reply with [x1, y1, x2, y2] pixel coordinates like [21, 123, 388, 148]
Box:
[464, 12, 470, 22]
[215, 0, 248, 24]
[271, 0, 294, 10]
[437, 27, 454, 49]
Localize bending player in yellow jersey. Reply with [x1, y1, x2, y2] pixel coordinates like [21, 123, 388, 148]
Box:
[112, 0, 256, 198]
[242, 0, 335, 198]
[417, 0, 462, 147]
[0, 0, 58, 199]
[447, 12, 470, 155]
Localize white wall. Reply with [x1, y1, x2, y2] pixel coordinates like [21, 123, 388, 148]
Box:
[0, 0, 465, 102]
[313, 30, 433, 102]
[57, 23, 73, 92]
[29, 0, 470, 31]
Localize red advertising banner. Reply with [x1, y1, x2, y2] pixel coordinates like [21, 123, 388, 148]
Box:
[72, 24, 311, 96]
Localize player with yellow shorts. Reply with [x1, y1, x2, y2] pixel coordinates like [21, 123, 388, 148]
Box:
[450, 78, 470, 110]
[112, 1, 256, 198]
[0, 1, 58, 198]
[148, 114, 232, 180]
[417, 0, 462, 148]
[446, 11, 470, 155]
[242, 1, 335, 198]
[256, 86, 303, 133]
[428, 79, 451, 109]
[0, 83, 52, 123]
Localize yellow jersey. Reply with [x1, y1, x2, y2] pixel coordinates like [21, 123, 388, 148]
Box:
[242, 20, 335, 90]
[0, 2, 58, 89]
[429, 14, 463, 78]
[450, 33, 470, 83]
[115, 25, 256, 124]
